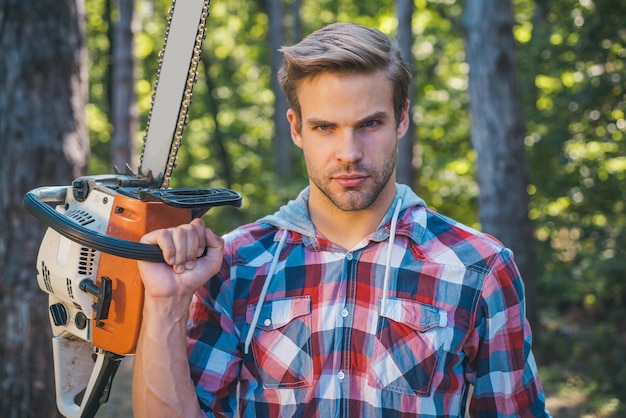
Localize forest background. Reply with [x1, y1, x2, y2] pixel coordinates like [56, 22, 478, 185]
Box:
[1, 0, 625, 416]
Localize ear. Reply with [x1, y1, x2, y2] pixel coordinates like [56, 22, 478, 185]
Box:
[287, 108, 303, 148]
[396, 99, 410, 140]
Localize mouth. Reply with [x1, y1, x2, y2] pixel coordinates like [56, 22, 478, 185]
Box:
[333, 173, 368, 188]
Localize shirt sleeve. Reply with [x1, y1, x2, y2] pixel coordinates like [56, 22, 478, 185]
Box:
[464, 248, 551, 417]
[187, 251, 242, 417]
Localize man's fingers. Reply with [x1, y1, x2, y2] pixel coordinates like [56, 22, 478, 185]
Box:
[184, 226, 200, 270]
[141, 229, 177, 265]
[168, 227, 186, 268]
[141, 219, 219, 274]
[190, 219, 209, 257]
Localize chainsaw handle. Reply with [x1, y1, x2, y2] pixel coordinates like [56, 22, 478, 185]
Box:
[23, 186, 166, 262]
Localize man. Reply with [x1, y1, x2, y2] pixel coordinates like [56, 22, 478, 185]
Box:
[134, 23, 550, 417]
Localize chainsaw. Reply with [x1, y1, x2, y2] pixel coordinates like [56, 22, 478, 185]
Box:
[22, 1, 240, 417]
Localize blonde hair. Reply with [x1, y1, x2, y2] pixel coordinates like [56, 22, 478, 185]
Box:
[278, 22, 411, 129]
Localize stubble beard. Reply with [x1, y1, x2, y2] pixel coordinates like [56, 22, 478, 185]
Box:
[308, 147, 397, 212]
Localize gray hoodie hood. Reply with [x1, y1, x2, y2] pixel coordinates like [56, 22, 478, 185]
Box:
[259, 183, 426, 242]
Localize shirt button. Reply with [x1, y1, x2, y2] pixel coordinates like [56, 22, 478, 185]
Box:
[346, 252, 353, 261]
[337, 371, 345, 381]
[263, 318, 272, 327]
[341, 308, 349, 318]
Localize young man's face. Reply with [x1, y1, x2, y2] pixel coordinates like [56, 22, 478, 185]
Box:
[287, 71, 409, 213]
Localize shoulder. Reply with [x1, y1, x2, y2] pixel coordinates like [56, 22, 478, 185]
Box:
[410, 206, 507, 273]
[222, 221, 281, 265]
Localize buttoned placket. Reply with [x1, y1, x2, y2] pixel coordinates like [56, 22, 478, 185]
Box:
[338, 250, 359, 417]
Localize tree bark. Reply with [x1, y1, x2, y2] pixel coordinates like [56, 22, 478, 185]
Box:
[462, 0, 538, 331]
[395, 0, 417, 187]
[110, 0, 139, 171]
[267, 0, 292, 177]
[291, 0, 302, 44]
[0, 0, 89, 416]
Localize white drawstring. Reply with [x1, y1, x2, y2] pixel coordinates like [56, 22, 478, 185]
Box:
[244, 230, 289, 354]
[380, 198, 402, 315]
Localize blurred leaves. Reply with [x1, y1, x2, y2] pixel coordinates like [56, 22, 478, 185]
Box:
[516, 0, 626, 411]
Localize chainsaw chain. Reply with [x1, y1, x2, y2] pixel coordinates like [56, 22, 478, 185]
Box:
[139, 0, 210, 189]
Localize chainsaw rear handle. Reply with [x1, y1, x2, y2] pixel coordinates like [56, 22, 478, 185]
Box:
[23, 186, 167, 262]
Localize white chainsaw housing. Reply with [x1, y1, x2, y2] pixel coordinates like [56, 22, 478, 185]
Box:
[35, 186, 122, 418]
[36, 187, 114, 342]
[51, 338, 114, 418]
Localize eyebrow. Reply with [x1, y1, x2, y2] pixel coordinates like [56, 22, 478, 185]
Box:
[304, 111, 390, 127]
[304, 117, 334, 128]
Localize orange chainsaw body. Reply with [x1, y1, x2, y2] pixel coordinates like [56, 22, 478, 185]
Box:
[92, 192, 191, 354]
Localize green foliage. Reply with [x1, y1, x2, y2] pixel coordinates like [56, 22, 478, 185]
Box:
[515, 0, 626, 411]
[85, 0, 113, 174]
[86, 0, 481, 230]
[411, 1, 477, 227]
[172, 0, 285, 232]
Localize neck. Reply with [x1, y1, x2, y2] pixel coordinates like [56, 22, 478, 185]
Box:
[308, 184, 396, 250]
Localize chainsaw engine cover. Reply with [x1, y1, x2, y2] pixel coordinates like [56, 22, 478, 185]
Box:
[37, 184, 193, 355]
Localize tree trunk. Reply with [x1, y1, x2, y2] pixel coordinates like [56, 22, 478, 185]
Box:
[291, 0, 302, 43]
[267, 0, 292, 177]
[0, 0, 89, 416]
[462, 0, 538, 331]
[110, 0, 139, 171]
[395, 0, 417, 187]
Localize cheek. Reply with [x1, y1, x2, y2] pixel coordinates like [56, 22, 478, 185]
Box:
[301, 140, 326, 160]
[301, 145, 321, 167]
[362, 132, 396, 155]
[302, 152, 321, 180]
[301, 145, 334, 177]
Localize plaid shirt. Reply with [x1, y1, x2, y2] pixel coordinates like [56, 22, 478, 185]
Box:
[187, 186, 549, 417]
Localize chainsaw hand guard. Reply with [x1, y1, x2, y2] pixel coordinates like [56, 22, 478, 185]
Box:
[24, 186, 163, 261]
[24, 186, 240, 262]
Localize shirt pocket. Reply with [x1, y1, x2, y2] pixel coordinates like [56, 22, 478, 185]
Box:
[246, 296, 313, 389]
[367, 297, 448, 396]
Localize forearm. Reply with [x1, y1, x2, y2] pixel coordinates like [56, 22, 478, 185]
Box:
[133, 295, 203, 418]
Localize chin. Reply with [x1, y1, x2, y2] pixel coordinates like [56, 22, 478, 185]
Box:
[332, 191, 375, 212]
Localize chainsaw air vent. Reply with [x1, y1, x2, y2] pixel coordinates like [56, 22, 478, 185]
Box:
[66, 208, 96, 226]
[78, 247, 96, 276]
[41, 261, 53, 294]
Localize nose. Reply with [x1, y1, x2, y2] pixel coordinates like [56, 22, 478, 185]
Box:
[335, 128, 363, 163]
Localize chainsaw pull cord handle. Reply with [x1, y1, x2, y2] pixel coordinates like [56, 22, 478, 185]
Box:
[23, 186, 167, 262]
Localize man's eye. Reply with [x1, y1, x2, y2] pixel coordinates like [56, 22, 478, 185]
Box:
[316, 125, 330, 131]
[362, 120, 379, 128]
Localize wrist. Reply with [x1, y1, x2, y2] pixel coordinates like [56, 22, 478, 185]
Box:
[143, 292, 192, 324]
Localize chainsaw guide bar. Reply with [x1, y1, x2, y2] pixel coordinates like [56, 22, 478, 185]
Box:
[138, 0, 211, 189]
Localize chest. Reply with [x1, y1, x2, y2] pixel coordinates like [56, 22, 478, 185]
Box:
[234, 246, 484, 353]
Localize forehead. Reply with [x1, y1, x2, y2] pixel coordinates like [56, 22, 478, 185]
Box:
[297, 71, 394, 121]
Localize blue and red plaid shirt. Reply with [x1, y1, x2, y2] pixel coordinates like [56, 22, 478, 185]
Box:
[187, 185, 550, 417]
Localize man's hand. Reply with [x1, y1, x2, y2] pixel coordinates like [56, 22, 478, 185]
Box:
[137, 218, 224, 301]
[134, 218, 219, 418]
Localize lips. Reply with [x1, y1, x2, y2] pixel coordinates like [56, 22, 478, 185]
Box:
[333, 174, 368, 188]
